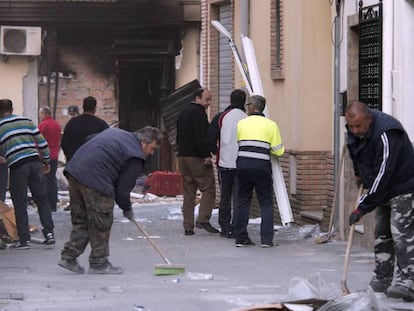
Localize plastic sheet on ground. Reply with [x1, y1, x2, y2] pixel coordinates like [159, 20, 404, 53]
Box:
[288, 273, 342, 301]
[275, 224, 320, 241]
[318, 287, 391, 311]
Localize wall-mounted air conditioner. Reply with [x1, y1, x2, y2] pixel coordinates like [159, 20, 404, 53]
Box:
[0, 26, 41, 56]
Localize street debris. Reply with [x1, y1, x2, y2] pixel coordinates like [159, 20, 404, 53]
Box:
[186, 272, 214, 280]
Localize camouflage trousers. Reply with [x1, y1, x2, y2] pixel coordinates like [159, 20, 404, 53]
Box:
[61, 175, 114, 268]
[374, 192, 414, 289]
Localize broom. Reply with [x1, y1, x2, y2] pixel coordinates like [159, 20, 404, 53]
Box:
[341, 184, 363, 295]
[131, 218, 185, 276]
[315, 145, 346, 244]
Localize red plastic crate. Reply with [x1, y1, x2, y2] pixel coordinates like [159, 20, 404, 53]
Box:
[145, 171, 183, 196]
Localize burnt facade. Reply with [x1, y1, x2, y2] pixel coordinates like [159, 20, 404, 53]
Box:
[0, 0, 185, 171]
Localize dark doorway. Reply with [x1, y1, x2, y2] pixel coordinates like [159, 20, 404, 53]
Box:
[118, 67, 163, 173]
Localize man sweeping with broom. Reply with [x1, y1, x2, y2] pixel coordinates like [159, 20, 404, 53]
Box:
[58, 126, 161, 274]
[346, 101, 414, 301]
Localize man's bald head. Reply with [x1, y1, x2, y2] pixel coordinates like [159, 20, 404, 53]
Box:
[345, 101, 372, 138]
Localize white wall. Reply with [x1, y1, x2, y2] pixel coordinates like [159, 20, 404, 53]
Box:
[392, 0, 414, 139]
[23, 59, 39, 124]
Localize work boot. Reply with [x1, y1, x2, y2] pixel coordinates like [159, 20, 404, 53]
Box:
[88, 262, 123, 275]
[196, 222, 219, 233]
[369, 276, 391, 293]
[184, 229, 194, 236]
[58, 258, 85, 274]
[386, 284, 414, 302]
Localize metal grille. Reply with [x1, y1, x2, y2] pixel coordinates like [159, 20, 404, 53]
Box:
[218, 4, 233, 112]
[358, 2, 383, 111]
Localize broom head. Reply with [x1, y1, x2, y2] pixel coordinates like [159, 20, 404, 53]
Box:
[154, 263, 185, 276]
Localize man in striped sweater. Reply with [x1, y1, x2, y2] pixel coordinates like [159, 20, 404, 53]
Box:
[0, 99, 55, 249]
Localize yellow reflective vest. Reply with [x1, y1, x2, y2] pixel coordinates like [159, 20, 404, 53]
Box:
[237, 114, 284, 163]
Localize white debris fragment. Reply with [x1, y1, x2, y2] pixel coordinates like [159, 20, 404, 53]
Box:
[137, 235, 161, 239]
[186, 272, 213, 280]
[102, 286, 123, 293]
[130, 192, 145, 199]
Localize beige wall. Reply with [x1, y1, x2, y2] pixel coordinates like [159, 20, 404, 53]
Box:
[234, 0, 333, 152]
[176, 24, 200, 88]
[0, 57, 30, 115]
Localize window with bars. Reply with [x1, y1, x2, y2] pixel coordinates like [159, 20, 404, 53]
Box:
[271, 0, 284, 80]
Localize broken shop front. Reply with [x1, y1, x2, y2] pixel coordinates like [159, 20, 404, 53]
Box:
[0, 0, 186, 172]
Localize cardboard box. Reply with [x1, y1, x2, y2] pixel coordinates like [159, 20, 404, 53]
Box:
[0, 200, 18, 240]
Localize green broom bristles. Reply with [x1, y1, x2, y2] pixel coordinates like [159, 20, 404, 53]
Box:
[154, 264, 185, 276]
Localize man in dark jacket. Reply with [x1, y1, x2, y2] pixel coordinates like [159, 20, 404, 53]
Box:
[58, 126, 161, 274]
[176, 88, 218, 236]
[61, 96, 108, 163]
[346, 101, 414, 301]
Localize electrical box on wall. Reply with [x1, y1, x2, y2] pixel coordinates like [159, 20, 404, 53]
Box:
[0, 26, 41, 56]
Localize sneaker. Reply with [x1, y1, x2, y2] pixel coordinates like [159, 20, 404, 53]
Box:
[184, 229, 194, 236]
[43, 232, 56, 245]
[386, 284, 414, 302]
[261, 243, 274, 248]
[88, 263, 123, 275]
[196, 222, 219, 233]
[369, 277, 391, 293]
[58, 258, 85, 274]
[9, 241, 30, 250]
[235, 238, 255, 247]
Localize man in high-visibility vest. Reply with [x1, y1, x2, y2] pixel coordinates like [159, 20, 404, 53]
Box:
[234, 95, 284, 248]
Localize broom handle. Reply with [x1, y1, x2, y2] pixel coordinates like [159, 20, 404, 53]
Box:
[131, 218, 172, 265]
[327, 144, 346, 235]
[341, 184, 363, 295]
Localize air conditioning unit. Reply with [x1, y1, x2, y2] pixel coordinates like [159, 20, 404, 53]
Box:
[0, 26, 41, 56]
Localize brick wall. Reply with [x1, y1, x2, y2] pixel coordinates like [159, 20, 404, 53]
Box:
[249, 150, 334, 230]
[39, 46, 118, 130]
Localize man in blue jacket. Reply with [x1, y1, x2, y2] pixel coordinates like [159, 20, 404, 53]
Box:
[346, 101, 414, 301]
[58, 126, 160, 275]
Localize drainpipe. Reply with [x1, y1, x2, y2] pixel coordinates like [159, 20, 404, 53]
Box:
[332, 0, 342, 235]
[240, 0, 249, 37]
[240, 0, 249, 92]
[333, 1, 341, 189]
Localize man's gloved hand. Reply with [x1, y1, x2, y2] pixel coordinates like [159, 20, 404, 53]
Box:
[123, 209, 134, 221]
[349, 209, 362, 226]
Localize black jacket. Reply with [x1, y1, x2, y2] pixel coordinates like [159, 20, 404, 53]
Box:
[347, 110, 414, 214]
[176, 102, 210, 158]
[61, 114, 108, 162]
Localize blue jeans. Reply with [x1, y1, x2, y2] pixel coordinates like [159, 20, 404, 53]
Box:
[234, 168, 274, 244]
[9, 160, 54, 243]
